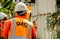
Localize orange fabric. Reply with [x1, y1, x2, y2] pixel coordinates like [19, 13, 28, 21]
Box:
[0, 23, 1, 37]
[14, 18, 28, 37]
[32, 26, 37, 39]
[27, 6, 32, 20]
[3, 16, 36, 39]
[8, 18, 28, 37]
[15, 14, 26, 19]
[27, 6, 32, 10]
[15, 13, 30, 20]
[26, 13, 30, 20]
[0, 20, 7, 37]
[3, 20, 11, 39]
[8, 18, 33, 39]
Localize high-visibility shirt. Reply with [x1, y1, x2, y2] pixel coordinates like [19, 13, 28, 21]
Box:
[15, 13, 31, 20]
[0, 23, 1, 37]
[3, 17, 36, 39]
[0, 20, 6, 37]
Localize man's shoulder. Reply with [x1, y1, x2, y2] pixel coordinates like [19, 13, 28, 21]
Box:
[23, 19, 33, 26]
[5, 18, 14, 23]
[10, 18, 33, 26]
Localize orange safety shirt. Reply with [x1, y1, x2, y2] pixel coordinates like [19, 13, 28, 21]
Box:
[0, 20, 6, 37]
[3, 15, 36, 39]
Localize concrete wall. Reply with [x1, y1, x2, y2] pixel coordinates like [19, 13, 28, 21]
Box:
[32, 0, 56, 15]
[31, 0, 56, 39]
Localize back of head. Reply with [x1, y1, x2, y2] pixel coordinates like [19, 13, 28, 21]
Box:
[14, 2, 28, 12]
[0, 12, 7, 20]
[14, 2, 31, 20]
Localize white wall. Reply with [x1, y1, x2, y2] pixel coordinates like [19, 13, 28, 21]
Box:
[31, 0, 56, 39]
[32, 0, 56, 16]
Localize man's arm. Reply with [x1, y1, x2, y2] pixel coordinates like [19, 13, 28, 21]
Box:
[32, 26, 37, 39]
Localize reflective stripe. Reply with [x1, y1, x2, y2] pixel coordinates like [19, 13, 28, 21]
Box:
[8, 18, 15, 39]
[28, 25, 32, 39]
[11, 18, 15, 36]
[8, 36, 27, 39]
[8, 18, 32, 39]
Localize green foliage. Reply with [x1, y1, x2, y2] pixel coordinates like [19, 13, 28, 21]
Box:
[25, 0, 30, 3]
[0, 0, 16, 18]
[57, 30, 60, 39]
[47, 10, 60, 30]
[47, 10, 60, 39]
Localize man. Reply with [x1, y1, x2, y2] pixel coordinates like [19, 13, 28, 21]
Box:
[33, 21, 37, 29]
[3, 2, 36, 39]
[0, 12, 8, 39]
[32, 21, 37, 39]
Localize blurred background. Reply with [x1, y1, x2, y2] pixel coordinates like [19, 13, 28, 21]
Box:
[0, 0, 60, 39]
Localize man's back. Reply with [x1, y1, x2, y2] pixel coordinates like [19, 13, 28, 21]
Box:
[3, 18, 33, 39]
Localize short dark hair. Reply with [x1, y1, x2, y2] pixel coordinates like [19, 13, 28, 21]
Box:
[16, 11, 24, 14]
